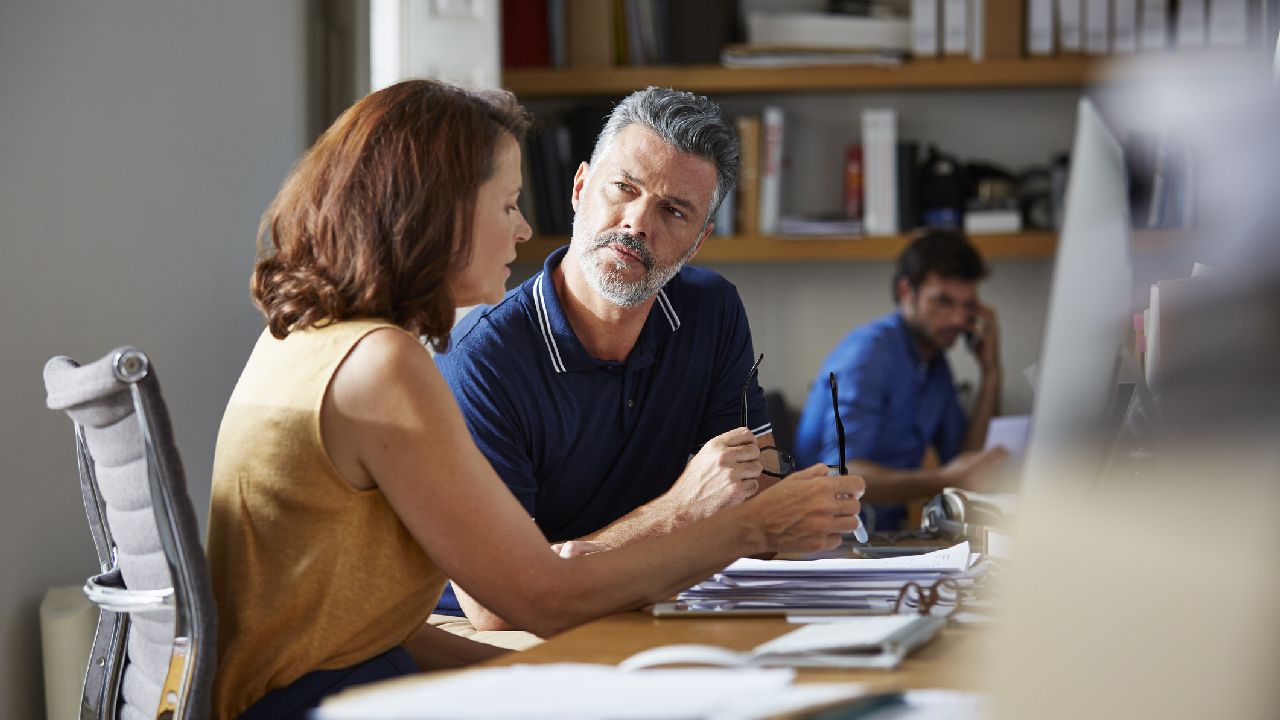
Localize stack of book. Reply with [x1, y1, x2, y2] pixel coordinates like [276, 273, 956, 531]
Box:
[723, 2, 911, 68]
[730, 106, 919, 239]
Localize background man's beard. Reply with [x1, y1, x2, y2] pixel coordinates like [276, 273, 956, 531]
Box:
[576, 228, 691, 308]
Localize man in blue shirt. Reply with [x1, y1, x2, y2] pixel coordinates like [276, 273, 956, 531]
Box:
[794, 231, 1008, 532]
[435, 87, 818, 630]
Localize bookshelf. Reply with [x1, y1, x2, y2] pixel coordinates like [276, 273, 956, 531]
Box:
[505, 57, 1105, 97]
[504, 49, 1260, 98]
[515, 231, 1057, 265]
[507, 57, 1095, 265]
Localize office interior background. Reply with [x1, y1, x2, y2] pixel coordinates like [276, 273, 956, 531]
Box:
[3, 1, 1278, 718]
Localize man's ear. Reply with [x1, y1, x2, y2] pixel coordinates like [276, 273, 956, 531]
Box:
[895, 276, 914, 307]
[689, 221, 714, 260]
[570, 161, 589, 211]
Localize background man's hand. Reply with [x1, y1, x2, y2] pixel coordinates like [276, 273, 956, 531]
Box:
[662, 427, 763, 524]
[549, 540, 610, 558]
[939, 447, 1008, 492]
[968, 303, 1001, 374]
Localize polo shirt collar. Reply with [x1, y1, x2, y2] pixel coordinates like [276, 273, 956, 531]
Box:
[528, 245, 683, 374]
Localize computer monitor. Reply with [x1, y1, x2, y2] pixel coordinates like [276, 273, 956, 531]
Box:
[1020, 98, 1134, 499]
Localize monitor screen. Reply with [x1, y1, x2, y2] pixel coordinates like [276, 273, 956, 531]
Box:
[1020, 98, 1134, 498]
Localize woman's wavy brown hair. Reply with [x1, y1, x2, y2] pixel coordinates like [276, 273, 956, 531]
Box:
[252, 79, 530, 349]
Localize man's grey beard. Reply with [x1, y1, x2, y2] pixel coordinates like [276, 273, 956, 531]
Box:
[575, 226, 694, 308]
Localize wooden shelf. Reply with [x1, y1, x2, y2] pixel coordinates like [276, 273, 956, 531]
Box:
[504, 51, 1263, 98]
[504, 57, 1107, 97]
[515, 231, 1056, 265]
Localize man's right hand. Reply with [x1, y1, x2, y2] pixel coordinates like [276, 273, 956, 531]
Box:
[661, 427, 764, 525]
[743, 463, 865, 554]
[938, 447, 1008, 491]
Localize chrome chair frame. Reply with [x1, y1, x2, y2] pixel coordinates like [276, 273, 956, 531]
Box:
[59, 348, 212, 720]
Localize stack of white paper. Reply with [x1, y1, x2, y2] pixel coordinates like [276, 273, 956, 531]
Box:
[318, 665, 866, 720]
[677, 542, 982, 613]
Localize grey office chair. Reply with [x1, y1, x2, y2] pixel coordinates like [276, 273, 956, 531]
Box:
[44, 347, 215, 720]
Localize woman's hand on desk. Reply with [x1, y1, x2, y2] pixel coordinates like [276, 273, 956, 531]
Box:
[939, 447, 1008, 492]
[738, 463, 865, 554]
[551, 540, 610, 559]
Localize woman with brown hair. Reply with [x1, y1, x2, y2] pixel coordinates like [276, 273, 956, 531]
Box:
[206, 79, 863, 719]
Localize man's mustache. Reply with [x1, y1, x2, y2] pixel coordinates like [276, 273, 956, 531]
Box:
[590, 232, 654, 270]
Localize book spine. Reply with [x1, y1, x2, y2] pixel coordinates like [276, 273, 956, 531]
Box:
[735, 116, 762, 238]
[1113, 0, 1139, 52]
[980, 0, 1024, 60]
[759, 107, 785, 236]
[713, 186, 736, 236]
[529, 130, 556, 234]
[896, 141, 920, 233]
[943, 0, 969, 54]
[844, 144, 864, 221]
[1027, 0, 1056, 54]
[613, 0, 630, 65]
[862, 109, 899, 236]
[1175, 0, 1207, 48]
[969, 0, 985, 60]
[1059, 0, 1083, 51]
[548, 0, 567, 68]
[566, 0, 615, 67]
[502, 0, 552, 68]
[911, 0, 941, 57]
[668, 0, 735, 64]
[625, 0, 646, 65]
[1207, 0, 1248, 46]
[1138, 0, 1170, 50]
[1085, 0, 1112, 54]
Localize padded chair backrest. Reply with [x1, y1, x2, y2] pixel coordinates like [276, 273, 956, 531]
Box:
[44, 347, 215, 720]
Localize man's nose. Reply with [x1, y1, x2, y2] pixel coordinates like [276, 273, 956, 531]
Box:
[619, 200, 653, 241]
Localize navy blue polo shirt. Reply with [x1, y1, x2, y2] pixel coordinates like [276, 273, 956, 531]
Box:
[433, 246, 768, 614]
[793, 312, 966, 531]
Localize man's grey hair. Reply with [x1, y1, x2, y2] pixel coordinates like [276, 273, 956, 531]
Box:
[588, 86, 738, 227]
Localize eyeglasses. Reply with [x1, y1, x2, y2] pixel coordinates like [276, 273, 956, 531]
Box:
[892, 578, 964, 619]
[741, 353, 795, 478]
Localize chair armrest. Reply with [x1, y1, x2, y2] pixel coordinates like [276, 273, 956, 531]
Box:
[84, 570, 173, 613]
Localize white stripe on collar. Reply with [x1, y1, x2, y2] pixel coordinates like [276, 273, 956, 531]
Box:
[656, 288, 681, 331]
[533, 272, 566, 374]
[751, 423, 773, 437]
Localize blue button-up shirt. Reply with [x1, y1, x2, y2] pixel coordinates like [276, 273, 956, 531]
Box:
[793, 312, 966, 530]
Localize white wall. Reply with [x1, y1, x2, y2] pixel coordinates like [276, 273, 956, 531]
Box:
[0, 2, 308, 716]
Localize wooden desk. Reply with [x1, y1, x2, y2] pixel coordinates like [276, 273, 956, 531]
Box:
[482, 610, 988, 694]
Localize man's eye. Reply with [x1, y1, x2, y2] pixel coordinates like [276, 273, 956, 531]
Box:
[665, 206, 685, 220]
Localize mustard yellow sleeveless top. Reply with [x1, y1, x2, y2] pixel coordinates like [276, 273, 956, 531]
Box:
[206, 319, 445, 718]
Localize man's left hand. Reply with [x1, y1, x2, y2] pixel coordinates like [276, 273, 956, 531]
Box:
[968, 303, 1001, 374]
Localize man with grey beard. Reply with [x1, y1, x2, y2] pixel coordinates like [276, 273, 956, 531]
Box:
[432, 87, 797, 631]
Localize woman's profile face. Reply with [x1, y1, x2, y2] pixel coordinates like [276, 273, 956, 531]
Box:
[450, 133, 531, 307]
